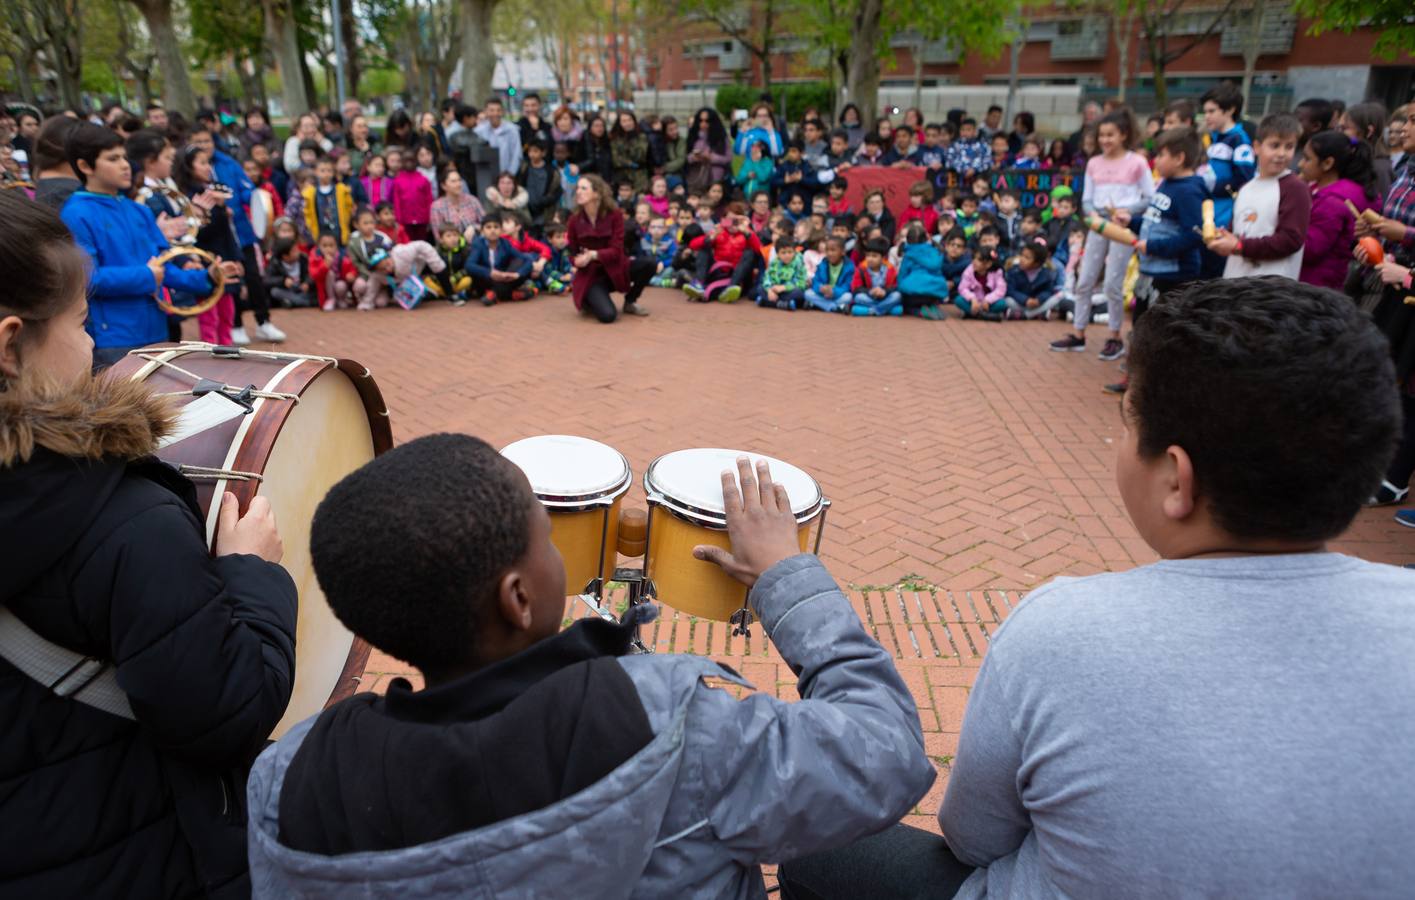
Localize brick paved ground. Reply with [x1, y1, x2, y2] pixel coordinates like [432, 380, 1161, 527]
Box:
[229, 289, 1413, 838]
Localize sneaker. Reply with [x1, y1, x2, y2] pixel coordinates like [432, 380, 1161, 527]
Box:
[1396, 509, 1415, 528]
[255, 322, 287, 343]
[919, 305, 944, 321]
[228, 326, 251, 346]
[1102, 378, 1128, 394]
[977, 311, 1004, 322]
[718, 285, 742, 304]
[1369, 480, 1410, 506]
[776, 299, 794, 310]
[1098, 337, 1126, 361]
[451, 297, 468, 307]
[547, 279, 564, 293]
[1050, 334, 1085, 352]
[510, 289, 529, 302]
[482, 290, 497, 307]
[623, 302, 650, 317]
[682, 281, 705, 301]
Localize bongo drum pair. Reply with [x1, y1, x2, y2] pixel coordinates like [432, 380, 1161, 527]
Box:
[501, 436, 830, 631]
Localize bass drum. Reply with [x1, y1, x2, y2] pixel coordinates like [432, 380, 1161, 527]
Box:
[109, 342, 393, 737]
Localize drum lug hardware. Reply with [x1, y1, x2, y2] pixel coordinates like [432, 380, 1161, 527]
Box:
[211, 345, 243, 357]
[729, 607, 755, 637]
[192, 378, 256, 412]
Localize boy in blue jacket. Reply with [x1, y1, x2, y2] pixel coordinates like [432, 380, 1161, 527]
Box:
[464, 216, 534, 305]
[804, 237, 856, 312]
[1134, 128, 1207, 299]
[60, 123, 227, 367]
[1004, 238, 1061, 320]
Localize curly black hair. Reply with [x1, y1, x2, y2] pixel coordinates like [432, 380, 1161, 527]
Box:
[310, 434, 532, 673]
[1127, 277, 1399, 542]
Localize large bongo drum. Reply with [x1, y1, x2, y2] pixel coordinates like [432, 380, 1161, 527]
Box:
[500, 435, 632, 596]
[643, 448, 829, 622]
[108, 342, 392, 737]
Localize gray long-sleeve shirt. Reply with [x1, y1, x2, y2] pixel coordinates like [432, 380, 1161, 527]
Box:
[942, 553, 1415, 898]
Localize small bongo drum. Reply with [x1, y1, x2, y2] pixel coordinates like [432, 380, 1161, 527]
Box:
[643, 448, 829, 622]
[501, 435, 633, 596]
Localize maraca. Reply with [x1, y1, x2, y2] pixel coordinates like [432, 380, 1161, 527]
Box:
[1357, 236, 1383, 266]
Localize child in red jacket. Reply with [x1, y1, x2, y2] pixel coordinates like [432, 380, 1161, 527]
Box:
[848, 237, 902, 316]
[499, 211, 554, 290]
[374, 202, 409, 245]
[896, 181, 939, 236]
[682, 201, 763, 303]
[310, 233, 357, 311]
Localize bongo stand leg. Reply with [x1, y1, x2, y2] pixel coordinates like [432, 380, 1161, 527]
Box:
[813, 498, 832, 556]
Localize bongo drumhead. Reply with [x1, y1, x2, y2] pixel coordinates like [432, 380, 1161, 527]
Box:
[644, 448, 823, 528]
[501, 435, 631, 508]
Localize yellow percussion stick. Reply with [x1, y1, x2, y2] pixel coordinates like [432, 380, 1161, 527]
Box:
[1085, 214, 1138, 247]
[1201, 199, 1216, 242]
[1344, 198, 1384, 226]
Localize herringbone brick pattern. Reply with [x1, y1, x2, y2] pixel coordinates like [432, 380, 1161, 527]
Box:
[240, 288, 1413, 833]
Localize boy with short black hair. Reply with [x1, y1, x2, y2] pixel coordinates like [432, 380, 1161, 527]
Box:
[946, 117, 990, 178]
[854, 133, 885, 167]
[781, 277, 1415, 900]
[465, 216, 534, 305]
[773, 139, 817, 210]
[805, 235, 856, 311]
[994, 190, 1021, 253]
[939, 226, 972, 287]
[849, 237, 901, 316]
[757, 236, 808, 309]
[1199, 82, 1255, 274]
[543, 223, 573, 294]
[825, 129, 854, 174]
[1044, 193, 1081, 264]
[911, 123, 947, 171]
[1206, 114, 1310, 280]
[882, 125, 916, 167]
[825, 176, 852, 227]
[1004, 238, 1060, 319]
[249, 441, 933, 896]
[427, 223, 474, 305]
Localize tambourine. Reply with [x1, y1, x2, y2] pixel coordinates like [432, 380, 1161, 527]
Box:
[153, 246, 226, 317]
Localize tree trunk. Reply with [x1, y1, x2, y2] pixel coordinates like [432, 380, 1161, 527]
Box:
[1003, 31, 1022, 126]
[341, 3, 361, 97]
[1239, 2, 1267, 113]
[1113, 10, 1132, 102]
[10, 54, 37, 105]
[52, 49, 84, 112]
[131, 0, 197, 117]
[845, 0, 883, 125]
[912, 37, 924, 113]
[263, 0, 310, 116]
[1151, 51, 1168, 107]
[458, 0, 498, 105]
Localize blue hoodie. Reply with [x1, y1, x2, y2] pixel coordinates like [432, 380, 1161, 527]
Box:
[1005, 261, 1058, 304]
[1202, 123, 1254, 229]
[810, 254, 856, 295]
[211, 148, 258, 248]
[939, 249, 973, 286]
[61, 190, 212, 349]
[896, 241, 951, 298]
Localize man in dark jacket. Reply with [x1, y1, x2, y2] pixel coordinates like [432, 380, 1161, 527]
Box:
[0, 375, 298, 899]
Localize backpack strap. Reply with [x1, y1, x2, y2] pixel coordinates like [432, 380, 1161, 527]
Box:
[0, 606, 135, 720]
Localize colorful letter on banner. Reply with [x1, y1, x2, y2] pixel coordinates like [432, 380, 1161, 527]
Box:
[839, 166, 1083, 218]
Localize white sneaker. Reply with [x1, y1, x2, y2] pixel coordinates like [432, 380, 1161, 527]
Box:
[228, 326, 251, 346]
[255, 321, 287, 343]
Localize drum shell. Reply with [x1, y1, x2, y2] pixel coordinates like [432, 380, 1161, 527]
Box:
[644, 507, 814, 621]
[548, 500, 623, 595]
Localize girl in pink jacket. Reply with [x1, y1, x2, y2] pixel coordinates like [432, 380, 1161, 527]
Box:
[1298, 132, 1378, 290]
[955, 249, 1007, 320]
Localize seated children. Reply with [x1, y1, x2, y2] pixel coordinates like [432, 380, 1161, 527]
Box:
[849, 238, 902, 316]
[543, 224, 572, 294]
[988, 132, 1012, 171]
[749, 191, 772, 235]
[614, 181, 636, 210]
[348, 207, 393, 300]
[946, 118, 990, 178]
[781, 278, 1414, 899]
[898, 181, 939, 236]
[374, 201, 409, 244]
[264, 237, 315, 309]
[994, 190, 1021, 253]
[644, 175, 671, 218]
[882, 124, 916, 167]
[247, 439, 934, 896]
[862, 190, 897, 243]
[911, 123, 947, 171]
[1005, 238, 1060, 319]
[757, 237, 808, 310]
[1013, 137, 1044, 170]
[465, 216, 533, 305]
[939, 226, 972, 289]
[377, 239, 446, 308]
[684, 202, 762, 304]
[427, 224, 474, 305]
[782, 193, 808, 226]
[499, 211, 552, 291]
[956, 247, 1006, 320]
[309, 232, 356, 310]
[973, 224, 1003, 260]
[643, 216, 679, 287]
[802, 230, 826, 283]
[970, 176, 997, 215]
[896, 223, 950, 319]
[805, 236, 855, 311]
[955, 192, 981, 237]
[1207, 114, 1310, 280]
[825, 129, 854, 174]
[1045, 192, 1081, 265]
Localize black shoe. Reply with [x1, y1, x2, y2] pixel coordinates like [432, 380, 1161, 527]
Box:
[977, 311, 1004, 322]
[1103, 379, 1128, 394]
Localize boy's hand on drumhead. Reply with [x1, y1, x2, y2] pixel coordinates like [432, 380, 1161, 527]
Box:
[215, 492, 284, 563]
[694, 457, 800, 588]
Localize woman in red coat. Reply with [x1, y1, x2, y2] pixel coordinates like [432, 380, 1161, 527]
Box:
[567, 174, 654, 322]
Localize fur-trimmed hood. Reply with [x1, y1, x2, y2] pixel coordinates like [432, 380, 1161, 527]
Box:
[0, 373, 174, 468]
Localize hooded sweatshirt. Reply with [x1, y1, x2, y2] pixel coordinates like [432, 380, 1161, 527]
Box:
[897, 240, 951, 298]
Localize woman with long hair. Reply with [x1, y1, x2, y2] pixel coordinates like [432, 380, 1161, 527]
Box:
[838, 102, 865, 150]
[567, 174, 654, 322]
[684, 107, 732, 191]
[1341, 102, 1392, 199]
[430, 165, 486, 239]
[0, 189, 296, 899]
[384, 108, 416, 152]
[239, 106, 279, 159]
[576, 114, 614, 181]
[610, 110, 651, 194]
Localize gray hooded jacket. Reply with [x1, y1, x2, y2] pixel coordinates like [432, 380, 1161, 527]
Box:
[247, 555, 934, 898]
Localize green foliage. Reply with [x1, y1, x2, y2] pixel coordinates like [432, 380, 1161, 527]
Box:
[188, 0, 265, 65]
[1293, 0, 1415, 59]
[361, 67, 406, 99]
[715, 82, 835, 123]
[714, 83, 759, 118]
[82, 59, 121, 96]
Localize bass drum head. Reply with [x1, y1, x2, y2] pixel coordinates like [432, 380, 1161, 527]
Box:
[501, 434, 631, 508]
[262, 367, 375, 738]
[644, 448, 822, 527]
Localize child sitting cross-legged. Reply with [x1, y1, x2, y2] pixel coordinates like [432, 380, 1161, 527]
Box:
[683, 201, 762, 304]
[263, 237, 315, 309]
[955, 248, 1007, 321]
[499, 211, 552, 293]
[756, 236, 809, 310]
[426, 224, 474, 306]
[309, 232, 356, 311]
[939, 226, 972, 288]
[1005, 238, 1062, 320]
[805, 236, 856, 312]
[246, 442, 935, 897]
[849, 237, 902, 316]
[542, 224, 573, 294]
[465, 215, 534, 305]
[642, 216, 679, 287]
[896, 223, 950, 320]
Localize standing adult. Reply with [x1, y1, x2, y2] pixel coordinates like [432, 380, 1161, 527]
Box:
[683, 107, 731, 192]
[732, 103, 785, 159]
[345, 114, 380, 177]
[0, 191, 298, 900]
[567, 174, 653, 322]
[283, 113, 333, 173]
[239, 107, 279, 160]
[517, 93, 553, 151]
[838, 103, 865, 151]
[475, 98, 523, 177]
[551, 106, 584, 144]
[610, 111, 651, 195]
[384, 109, 417, 154]
[576, 115, 614, 181]
[1342, 102, 1392, 200]
[30, 116, 82, 212]
[189, 128, 287, 344]
[658, 115, 686, 184]
[1069, 101, 1102, 155]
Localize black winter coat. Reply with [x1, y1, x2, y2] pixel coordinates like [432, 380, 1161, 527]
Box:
[0, 376, 298, 899]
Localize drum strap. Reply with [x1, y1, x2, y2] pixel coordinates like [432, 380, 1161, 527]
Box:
[0, 607, 136, 720]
